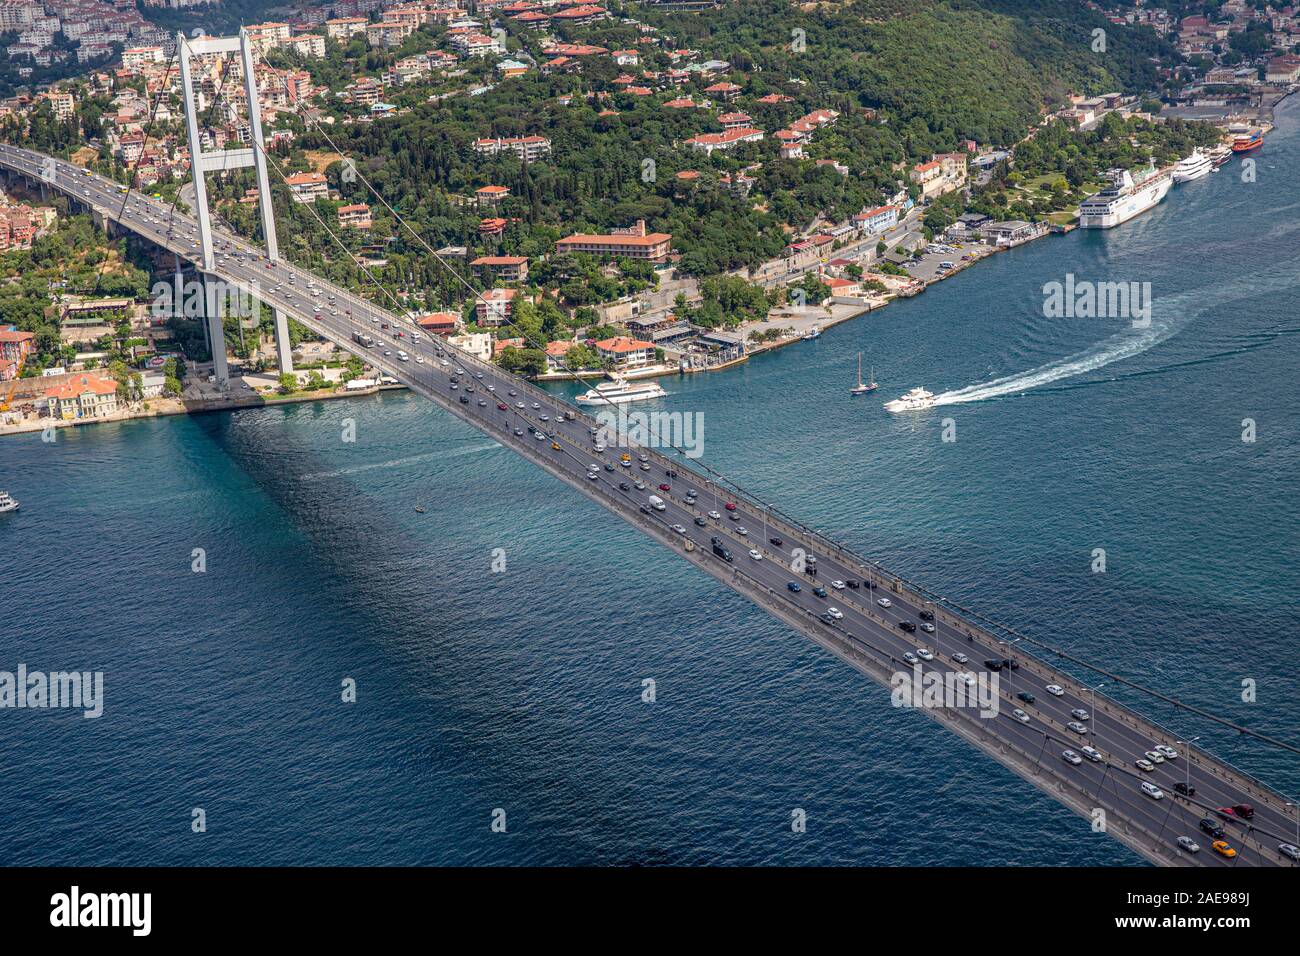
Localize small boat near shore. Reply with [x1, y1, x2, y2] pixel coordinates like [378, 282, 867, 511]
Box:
[801, 326, 822, 341]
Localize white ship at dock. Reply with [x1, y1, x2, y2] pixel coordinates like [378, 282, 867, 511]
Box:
[1078, 166, 1172, 229]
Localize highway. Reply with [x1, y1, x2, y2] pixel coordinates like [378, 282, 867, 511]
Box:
[5, 143, 1297, 868]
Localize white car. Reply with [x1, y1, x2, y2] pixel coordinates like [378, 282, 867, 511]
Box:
[1062, 750, 1083, 766]
[1067, 721, 1088, 735]
[1154, 744, 1179, 760]
[1070, 708, 1090, 721]
[748, 549, 762, 561]
[902, 652, 919, 665]
[951, 652, 969, 665]
[959, 672, 976, 687]
[919, 622, 935, 633]
[1012, 709, 1030, 724]
[1045, 684, 1065, 696]
[915, 648, 933, 661]
[1080, 746, 1102, 762]
[831, 580, 845, 590]
[1143, 750, 1165, 765]
[1141, 782, 1164, 800]
[877, 598, 892, 608]
[826, 607, 843, 620]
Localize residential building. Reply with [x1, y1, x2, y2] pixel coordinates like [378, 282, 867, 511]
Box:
[475, 287, 519, 326]
[556, 220, 672, 262]
[338, 203, 372, 229]
[44, 374, 119, 420]
[284, 171, 328, 204]
[593, 336, 654, 368]
[470, 255, 529, 282]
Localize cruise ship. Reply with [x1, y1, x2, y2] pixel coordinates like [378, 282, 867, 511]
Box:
[1077, 166, 1172, 229]
[575, 375, 667, 406]
[0, 490, 18, 514]
[884, 387, 937, 413]
[1173, 149, 1212, 183]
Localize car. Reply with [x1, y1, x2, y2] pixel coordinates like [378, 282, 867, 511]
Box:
[958, 672, 977, 688]
[1141, 782, 1164, 800]
[707, 510, 721, 520]
[593, 443, 606, 453]
[812, 586, 827, 598]
[670, 524, 687, 535]
[1011, 709, 1030, 724]
[1135, 759, 1155, 772]
[770, 537, 784, 547]
[984, 659, 1004, 671]
[634, 481, 646, 490]
[1070, 708, 1090, 721]
[877, 598, 892, 608]
[1174, 782, 1196, 797]
[619, 482, 630, 491]
[1200, 818, 1226, 839]
[535, 432, 546, 441]
[1212, 841, 1237, 859]
[724, 502, 737, 512]
[694, 516, 707, 527]
[1045, 684, 1064, 696]
[516, 402, 525, 409]
[639, 505, 651, 515]
[658, 483, 671, 492]
[918, 610, 935, 621]
[588, 463, 600, 473]
[1176, 836, 1201, 854]
[539, 415, 549, 422]
[551, 442, 561, 451]
[903, 652, 919, 665]
[1218, 804, 1254, 821]
[604, 464, 615, 472]
[831, 580, 845, 590]
[497, 403, 508, 410]
[459, 395, 470, 404]
[897, 621, 916, 633]
[916, 648, 933, 661]
[514, 428, 524, 436]
[1154, 744, 1179, 760]
[1062, 750, 1083, 766]
[586, 471, 598, 480]
[735, 527, 748, 537]
[1080, 746, 1102, 762]
[1278, 843, 1300, 861]
[787, 582, 802, 593]
[1067, 721, 1088, 734]
[919, 622, 935, 633]
[531, 402, 541, 410]
[639, 462, 651, 471]
[827, 607, 844, 620]
[1144, 751, 1165, 765]
[665, 470, 678, 478]
[1017, 692, 1036, 704]
[819, 612, 836, 625]
[686, 488, 699, 497]
[748, 549, 762, 561]
[846, 579, 860, 589]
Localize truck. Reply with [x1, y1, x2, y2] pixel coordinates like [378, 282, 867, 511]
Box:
[351, 331, 375, 348]
[710, 536, 733, 562]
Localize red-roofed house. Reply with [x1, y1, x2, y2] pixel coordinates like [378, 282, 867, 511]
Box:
[476, 287, 519, 326]
[44, 374, 118, 420]
[685, 127, 764, 155]
[593, 336, 654, 369]
[471, 255, 530, 282]
[415, 312, 460, 336]
[556, 220, 672, 262]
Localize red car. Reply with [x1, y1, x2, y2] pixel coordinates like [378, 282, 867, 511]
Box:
[496, 403, 507, 410]
[1217, 804, 1255, 821]
[658, 483, 671, 492]
[724, 502, 737, 511]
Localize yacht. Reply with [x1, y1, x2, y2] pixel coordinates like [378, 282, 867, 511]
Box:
[1173, 149, 1212, 183]
[884, 387, 937, 412]
[0, 490, 18, 513]
[801, 326, 821, 340]
[575, 374, 667, 406]
[849, 353, 877, 395]
[1209, 145, 1232, 168]
[1078, 166, 1172, 229]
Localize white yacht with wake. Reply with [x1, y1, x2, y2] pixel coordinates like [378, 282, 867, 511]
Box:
[575, 374, 666, 405]
[1078, 165, 1172, 228]
[1172, 149, 1212, 183]
[0, 490, 18, 513]
[884, 387, 937, 412]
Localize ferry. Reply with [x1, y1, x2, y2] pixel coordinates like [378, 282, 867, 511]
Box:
[1172, 149, 1212, 183]
[884, 387, 937, 413]
[0, 490, 18, 514]
[1231, 129, 1264, 153]
[1077, 165, 1172, 229]
[801, 326, 822, 341]
[575, 374, 667, 406]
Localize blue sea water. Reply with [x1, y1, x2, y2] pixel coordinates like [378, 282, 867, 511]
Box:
[2, 102, 1299, 866]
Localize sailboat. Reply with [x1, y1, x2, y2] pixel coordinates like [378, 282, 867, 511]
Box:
[850, 353, 877, 395]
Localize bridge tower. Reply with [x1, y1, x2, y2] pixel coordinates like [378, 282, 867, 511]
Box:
[177, 30, 294, 387]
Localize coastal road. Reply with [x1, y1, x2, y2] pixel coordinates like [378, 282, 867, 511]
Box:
[5, 143, 1297, 868]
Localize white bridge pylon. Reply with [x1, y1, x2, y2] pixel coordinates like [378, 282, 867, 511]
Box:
[177, 29, 292, 385]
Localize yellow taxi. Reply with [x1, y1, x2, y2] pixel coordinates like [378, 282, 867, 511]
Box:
[1211, 841, 1236, 858]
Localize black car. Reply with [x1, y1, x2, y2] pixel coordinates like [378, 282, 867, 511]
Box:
[898, 621, 917, 633]
[1017, 692, 1036, 704]
[604, 463, 615, 472]
[694, 516, 707, 527]
[770, 537, 784, 547]
[812, 586, 827, 598]
[459, 395, 469, 404]
[846, 579, 860, 589]
[665, 469, 678, 478]
[1174, 782, 1196, 797]
[1199, 818, 1226, 839]
[639, 505, 651, 515]
[1003, 659, 1020, 671]
[919, 609, 935, 621]
[619, 482, 630, 491]
[984, 659, 1004, 671]
[819, 612, 836, 625]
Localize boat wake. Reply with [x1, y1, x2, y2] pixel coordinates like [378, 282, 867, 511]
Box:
[931, 269, 1300, 407]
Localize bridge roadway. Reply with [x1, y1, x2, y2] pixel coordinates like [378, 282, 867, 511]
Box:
[6, 143, 1296, 868]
